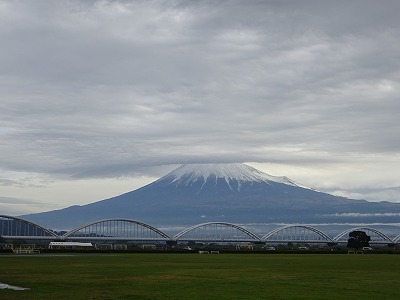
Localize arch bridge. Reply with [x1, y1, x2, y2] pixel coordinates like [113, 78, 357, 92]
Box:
[1, 215, 399, 245]
[0, 215, 59, 240]
[262, 225, 334, 244]
[333, 227, 394, 245]
[174, 222, 262, 243]
[62, 219, 171, 242]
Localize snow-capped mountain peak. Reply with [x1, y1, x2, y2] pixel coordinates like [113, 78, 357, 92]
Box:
[23, 162, 400, 229]
[159, 163, 305, 189]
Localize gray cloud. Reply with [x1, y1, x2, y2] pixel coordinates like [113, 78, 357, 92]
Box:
[0, 196, 57, 216]
[0, 196, 40, 205]
[0, 0, 400, 203]
[323, 213, 400, 217]
[0, 196, 49, 215]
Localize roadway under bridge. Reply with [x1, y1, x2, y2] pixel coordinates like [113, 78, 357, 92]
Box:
[1, 215, 399, 246]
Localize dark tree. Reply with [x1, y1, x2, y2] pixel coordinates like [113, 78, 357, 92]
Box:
[347, 230, 371, 249]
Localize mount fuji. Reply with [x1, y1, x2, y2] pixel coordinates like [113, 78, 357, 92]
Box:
[22, 163, 400, 229]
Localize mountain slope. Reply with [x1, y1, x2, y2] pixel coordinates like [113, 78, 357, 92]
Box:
[22, 163, 400, 230]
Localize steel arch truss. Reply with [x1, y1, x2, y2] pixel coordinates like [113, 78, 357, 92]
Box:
[333, 227, 394, 244]
[174, 222, 261, 242]
[0, 215, 59, 239]
[262, 225, 334, 243]
[63, 219, 171, 241]
[394, 234, 400, 243]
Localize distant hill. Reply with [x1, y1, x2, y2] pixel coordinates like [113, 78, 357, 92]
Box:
[22, 163, 400, 230]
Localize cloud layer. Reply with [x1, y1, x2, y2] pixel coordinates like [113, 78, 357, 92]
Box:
[1, 0, 400, 212]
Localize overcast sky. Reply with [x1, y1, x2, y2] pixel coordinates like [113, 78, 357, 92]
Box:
[1, 0, 400, 216]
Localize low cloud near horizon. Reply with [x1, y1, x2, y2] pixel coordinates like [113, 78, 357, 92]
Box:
[1, 0, 400, 214]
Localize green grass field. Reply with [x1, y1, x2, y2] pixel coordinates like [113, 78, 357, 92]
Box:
[1, 253, 399, 299]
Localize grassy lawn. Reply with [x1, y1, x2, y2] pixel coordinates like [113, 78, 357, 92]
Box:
[1, 253, 399, 299]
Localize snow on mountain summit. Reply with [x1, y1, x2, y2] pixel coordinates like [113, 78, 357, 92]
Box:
[160, 163, 305, 189]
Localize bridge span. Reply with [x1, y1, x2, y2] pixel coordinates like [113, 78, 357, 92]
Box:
[1, 215, 399, 245]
